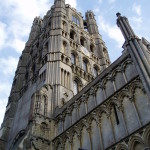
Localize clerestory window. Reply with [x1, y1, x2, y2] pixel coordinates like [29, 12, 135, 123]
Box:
[72, 15, 80, 25]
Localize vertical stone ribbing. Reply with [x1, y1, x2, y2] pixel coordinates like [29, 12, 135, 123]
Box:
[117, 13, 150, 98]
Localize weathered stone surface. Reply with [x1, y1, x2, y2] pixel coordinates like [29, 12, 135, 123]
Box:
[0, 1, 150, 150]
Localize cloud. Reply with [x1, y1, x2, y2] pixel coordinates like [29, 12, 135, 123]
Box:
[0, 57, 18, 76]
[93, 7, 100, 13]
[11, 39, 25, 53]
[98, 16, 124, 48]
[130, 16, 142, 25]
[0, 0, 52, 53]
[66, 0, 77, 8]
[0, 0, 78, 53]
[0, 82, 12, 125]
[0, 57, 17, 125]
[108, 0, 116, 4]
[0, 83, 11, 98]
[0, 98, 8, 126]
[0, 60, 13, 125]
[132, 3, 141, 16]
[98, 0, 103, 4]
[0, 22, 7, 50]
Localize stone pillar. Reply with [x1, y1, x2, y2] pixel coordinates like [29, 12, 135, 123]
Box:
[117, 13, 150, 98]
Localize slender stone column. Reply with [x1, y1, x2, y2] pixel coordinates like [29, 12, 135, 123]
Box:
[98, 121, 104, 150]
[119, 106, 129, 135]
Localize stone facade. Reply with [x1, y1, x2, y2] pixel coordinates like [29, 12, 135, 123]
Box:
[0, 1, 150, 150]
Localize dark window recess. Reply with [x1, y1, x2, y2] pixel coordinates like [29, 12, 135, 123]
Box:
[25, 73, 28, 80]
[90, 45, 94, 52]
[48, 21, 51, 26]
[32, 64, 36, 75]
[84, 21, 88, 29]
[36, 42, 39, 48]
[113, 105, 119, 125]
[80, 39, 84, 46]
[70, 32, 74, 40]
[89, 13, 92, 18]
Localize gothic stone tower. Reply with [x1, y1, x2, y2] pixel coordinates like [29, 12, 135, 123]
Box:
[0, 0, 110, 149]
[1, 0, 150, 150]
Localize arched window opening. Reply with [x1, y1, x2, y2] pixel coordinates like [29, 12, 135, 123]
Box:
[73, 80, 78, 95]
[83, 60, 88, 72]
[48, 21, 51, 27]
[72, 15, 80, 25]
[36, 42, 39, 48]
[70, 30, 75, 40]
[133, 141, 146, 150]
[80, 39, 84, 46]
[93, 67, 98, 77]
[80, 36, 86, 47]
[90, 44, 94, 52]
[62, 21, 67, 31]
[71, 53, 76, 65]
[84, 21, 88, 30]
[62, 41, 67, 53]
[89, 14, 92, 18]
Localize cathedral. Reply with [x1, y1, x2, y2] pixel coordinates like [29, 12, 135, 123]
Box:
[0, 0, 150, 149]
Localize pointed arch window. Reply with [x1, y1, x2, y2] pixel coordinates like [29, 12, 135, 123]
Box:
[62, 21, 67, 31]
[71, 53, 76, 65]
[83, 60, 87, 71]
[70, 30, 76, 40]
[80, 39, 84, 46]
[90, 44, 94, 52]
[93, 68, 98, 78]
[62, 41, 67, 53]
[72, 15, 80, 25]
[93, 67, 98, 77]
[73, 80, 78, 95]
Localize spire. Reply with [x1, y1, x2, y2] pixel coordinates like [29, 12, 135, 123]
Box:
[116, 13, 150, 98]
[116, 12, 137, 41]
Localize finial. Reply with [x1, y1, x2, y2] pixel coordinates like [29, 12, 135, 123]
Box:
[116, 12, 121, 18]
